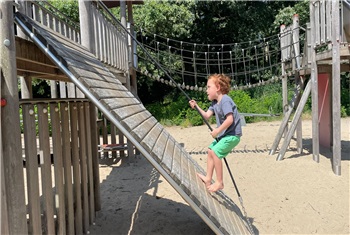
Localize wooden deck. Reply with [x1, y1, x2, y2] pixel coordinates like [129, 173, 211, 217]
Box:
[15, 12, 252, 235]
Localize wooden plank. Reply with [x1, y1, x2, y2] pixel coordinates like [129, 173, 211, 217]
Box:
[110, 123, 117, 158]
[60, 103, 75, 234]
[214, 199, 237, 235]
[320, 0, 325, 43]
[37, 104, 55, 234]
[89, 103, 101, 211]
[179, 150, 191, 196]
[326, 0, 332, 42]
[315, 45, 350, 61]
[187, 155, 202, 210]
[90, 87, 133, 99]
[65, 57, 117, 77]
[50, 103, 66, 234]
[213, 192, 246, 235]
[80, 77, 123, 90]
[36, 25, 90, 57]
[101, 97, 140, 110]
[120, 110, 152, 132]
[78, 103, 90, 233]
[22, 104, 42, 234]
[68, 64, 115, 83]
[161, 136, 175, 174]
[332, 0, 341, 175]
[192, 164, 214, 222]
[315, 1, 320, 45]
[150, 129, 169, 163]
[277, 80, 312, 160]
[269, 81, 304, 155]
[131, 116, 158, 141]
[84, 103, 96, 222]
[69, 102, 83, 234]
[311, 1, 320, 163]
[170, 144, 182, 185]
[114, 104, 147, 121]
[140, 123, 163, 153]
[102, 117, 108, 159]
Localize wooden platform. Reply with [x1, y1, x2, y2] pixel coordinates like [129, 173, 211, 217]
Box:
[15, 12, 252, 235]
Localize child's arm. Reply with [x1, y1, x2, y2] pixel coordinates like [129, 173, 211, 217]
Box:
[189, 100, 213, 120]
[211, 113, 234, 138]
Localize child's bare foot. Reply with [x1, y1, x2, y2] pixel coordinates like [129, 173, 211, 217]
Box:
[196, 173, 211, 187]
[208, 182, 224, 192]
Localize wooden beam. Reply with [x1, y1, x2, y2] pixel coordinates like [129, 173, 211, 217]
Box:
[332, 0, 341, 175]
[276, 80, 312, 161]
[269, 79, 305, 155]
[0, 1, 28, 234]
[316, 44, 350, 61]
[310, 1, 320, 162]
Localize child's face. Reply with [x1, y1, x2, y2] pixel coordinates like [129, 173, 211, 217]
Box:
[206, 79, 219, 101]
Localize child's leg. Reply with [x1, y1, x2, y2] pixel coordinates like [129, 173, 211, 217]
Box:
[207, 152, 224, 192]
[197, 148, 215, 187]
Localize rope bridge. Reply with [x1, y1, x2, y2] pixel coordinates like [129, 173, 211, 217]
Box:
[135, 26, 306, 91]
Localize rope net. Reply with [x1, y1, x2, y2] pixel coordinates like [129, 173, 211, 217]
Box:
[135, 25, 306, 91]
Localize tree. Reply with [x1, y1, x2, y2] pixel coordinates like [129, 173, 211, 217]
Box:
[132, 0, 195, 104]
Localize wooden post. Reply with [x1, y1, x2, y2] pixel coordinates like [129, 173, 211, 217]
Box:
[1, 153, 9, 235]
[20, 75, 32, 99]
[310, 1, 320, 163]
[280, 24, 288, 136]
[16, 0, 31, 39]
[127, 1, 138, 97]
[120, 0, 131, 91]
[89, 103, 101, 211]
[0, 2, 28, 234]
[292, 14, 303, 154]
[331, 0, 341, 175]
[79, 0, 94, 53]
[50, 80, 58, 98]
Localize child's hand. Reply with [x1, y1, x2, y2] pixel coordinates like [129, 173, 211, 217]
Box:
[189, 100, 197, 109]
[210, 128, 219, 139]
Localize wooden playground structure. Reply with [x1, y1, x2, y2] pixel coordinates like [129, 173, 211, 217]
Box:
[0, 0, 347, 234]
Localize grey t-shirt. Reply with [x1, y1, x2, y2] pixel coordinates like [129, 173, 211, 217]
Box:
[208, 94, 242, 138]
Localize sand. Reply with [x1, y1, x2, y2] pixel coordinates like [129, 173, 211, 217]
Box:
[89, 118, 349, 235]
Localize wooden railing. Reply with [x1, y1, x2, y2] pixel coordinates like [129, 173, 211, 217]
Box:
[15, 0, 130, 84]
[16, 1, 80, 43]
[310, 0, 349, 46]
[19, 99, 99, 234]
[90, 1, 129, 72]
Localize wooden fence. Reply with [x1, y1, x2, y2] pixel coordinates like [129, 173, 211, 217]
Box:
[19, 99, 99, 234]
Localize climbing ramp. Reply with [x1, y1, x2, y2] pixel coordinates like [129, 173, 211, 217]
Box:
[15, 12, 251, 235]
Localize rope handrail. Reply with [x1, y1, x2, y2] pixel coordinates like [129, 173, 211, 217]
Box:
[136, 24, 306, 49]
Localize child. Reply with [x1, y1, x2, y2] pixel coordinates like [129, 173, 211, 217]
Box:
[189, 73, 242, 192]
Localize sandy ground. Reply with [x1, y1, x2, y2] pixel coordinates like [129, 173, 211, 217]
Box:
[89, 118, 349, 235]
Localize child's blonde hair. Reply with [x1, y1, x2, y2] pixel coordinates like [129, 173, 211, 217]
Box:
[208, 74, 231, 94]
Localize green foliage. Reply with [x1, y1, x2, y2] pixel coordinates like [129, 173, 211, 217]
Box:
[48, 0, 80, 23]
[273, 0, 309, 28]
[146, 84, 287, 127]
[341, 74, 350, 116]
[133, 1, 195, 105]
[133, 0, 195, 39]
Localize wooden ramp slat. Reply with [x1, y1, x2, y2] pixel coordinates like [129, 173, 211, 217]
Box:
[80, 77, 124, 89]
[15, 12, 251, 235]
[131, 116, 158, 141]
[101, 97, 141, 110]
[140, 123, 164, 153]
[171, 144, 182, 184]
[151, 129, 169, 163]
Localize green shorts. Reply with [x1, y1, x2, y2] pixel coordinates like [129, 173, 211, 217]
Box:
[209, 135, 240, 159]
